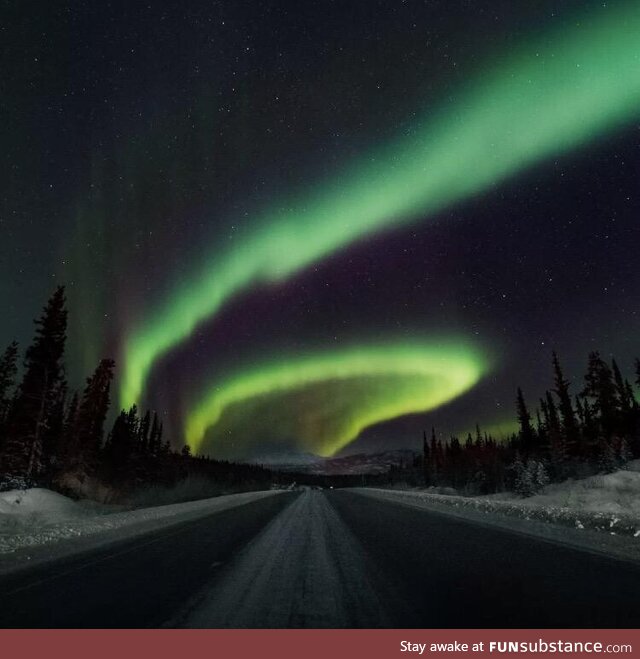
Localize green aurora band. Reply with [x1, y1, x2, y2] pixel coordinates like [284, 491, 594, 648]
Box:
[185, 341, 486, 456]
[122, 2, 640, 411]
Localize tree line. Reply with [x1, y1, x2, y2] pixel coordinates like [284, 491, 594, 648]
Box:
[1, 286, 638, 500]
[419, 351, 640, 495]
[0, 287, 273, 499]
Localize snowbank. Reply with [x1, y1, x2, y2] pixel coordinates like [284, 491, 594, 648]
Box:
[488, 460, 640, 518]
[0, 488, 114, 533]
[0, 488, 284, 556]
[360, 461, 640, 539]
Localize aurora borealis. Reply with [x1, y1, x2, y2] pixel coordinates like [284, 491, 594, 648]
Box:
[185, 341, 486, 456]
[121, 0, 640, 413]
[3, 0, 640, 460]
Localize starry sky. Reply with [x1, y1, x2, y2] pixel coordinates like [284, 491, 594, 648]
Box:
[2, 0, 639, 460]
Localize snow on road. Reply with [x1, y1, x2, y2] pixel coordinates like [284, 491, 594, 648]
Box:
[178, 489, 390, 628]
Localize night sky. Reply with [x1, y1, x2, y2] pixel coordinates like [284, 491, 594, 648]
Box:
[2, 0, 639, 460]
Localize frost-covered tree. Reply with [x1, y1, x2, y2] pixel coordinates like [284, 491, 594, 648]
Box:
[534, 461, 550, 490]
[511, 456, 549, 497]
[618, 438, 633, 467]
[598, 440, 618, 474]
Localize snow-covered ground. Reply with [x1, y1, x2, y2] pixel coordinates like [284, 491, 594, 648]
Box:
[357, 460, 640, 541]
[488, 460, 640, 518]
[0, 487, 284, 562]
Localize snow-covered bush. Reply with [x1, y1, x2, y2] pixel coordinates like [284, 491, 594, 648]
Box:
[0, 474, 36, 492]
[511, 456, 550, 497]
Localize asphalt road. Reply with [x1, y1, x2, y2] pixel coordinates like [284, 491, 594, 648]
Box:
[0, 492, 296, 628]
[2, 489, 640, 628]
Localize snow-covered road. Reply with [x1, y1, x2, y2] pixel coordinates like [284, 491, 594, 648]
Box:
[179, 488, 390, 628]
[2, 488, 640, 627]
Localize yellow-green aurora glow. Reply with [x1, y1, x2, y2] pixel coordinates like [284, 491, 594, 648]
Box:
[122, 1, 640, 432]
[185, 341, 486, 456]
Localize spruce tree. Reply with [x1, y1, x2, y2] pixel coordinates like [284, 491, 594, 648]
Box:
[138, 410, 151, 453]
[0, 341, 18, 422]
[552, 352, 579, 452]
[104, 409, 135, 479]
[544, 391, 561, 436]
[422, 430, 430, 484]
[42, 381, 67, 473]
[516, 388, 535, 452]
[1, 287, 67, 479]
[465, 432, 473, 450]
[612, 360, 631, 413]
[475, 423, 483, 448]
[58, 391, 78, 461]
[583, 351, 618, 437]
[64, 359, 115, 482]
[0, 341, 19, 450]
[149, 412, 162, 456]
[430, 429, 438, 478]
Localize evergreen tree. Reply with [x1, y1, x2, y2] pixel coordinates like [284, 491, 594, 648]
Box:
[598, 440, 618, 474]
[104, 409, 136, 478]
[138, 410, 151, 453]
[126, 404, 139, 439]
[625, 381, 637, 410]
[149, 412, 162, 456]
[534, 460, 550, 490]
[422, 430, 430, 484]
[580, 395, 598, 449]
[544, 391, 561, 436]
[42, 381, 67, 473]
[1, 287, 67, 478]
[611, 360, 636, 436]
[612, 360, 631, 413]
[583, 351, 618, 437]
[512, 454, 533, 496]
[0, 341, 18, 424]
[63, 359, 114, 481]
[618, 438, 633, 466]
[552, 352, 579, 452]
[575, 395, 585, 426]
[475, 423, 483, 449]
[516, 388, 535, 451]
[58, 391, 79, 460]
[430, 429, 438, 478]
[534, 408, 544, 436]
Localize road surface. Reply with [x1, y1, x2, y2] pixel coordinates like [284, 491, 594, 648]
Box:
[1, 489, 640, 628]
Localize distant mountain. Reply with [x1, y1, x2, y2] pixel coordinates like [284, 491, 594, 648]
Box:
[318, 449, 419, 475]
[248, 450, 324, 469]
[255, 448, 419, 475]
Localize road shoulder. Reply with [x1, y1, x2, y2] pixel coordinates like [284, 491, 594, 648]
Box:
[0, 490, 287, 576]
[351, 487, 640, 564]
